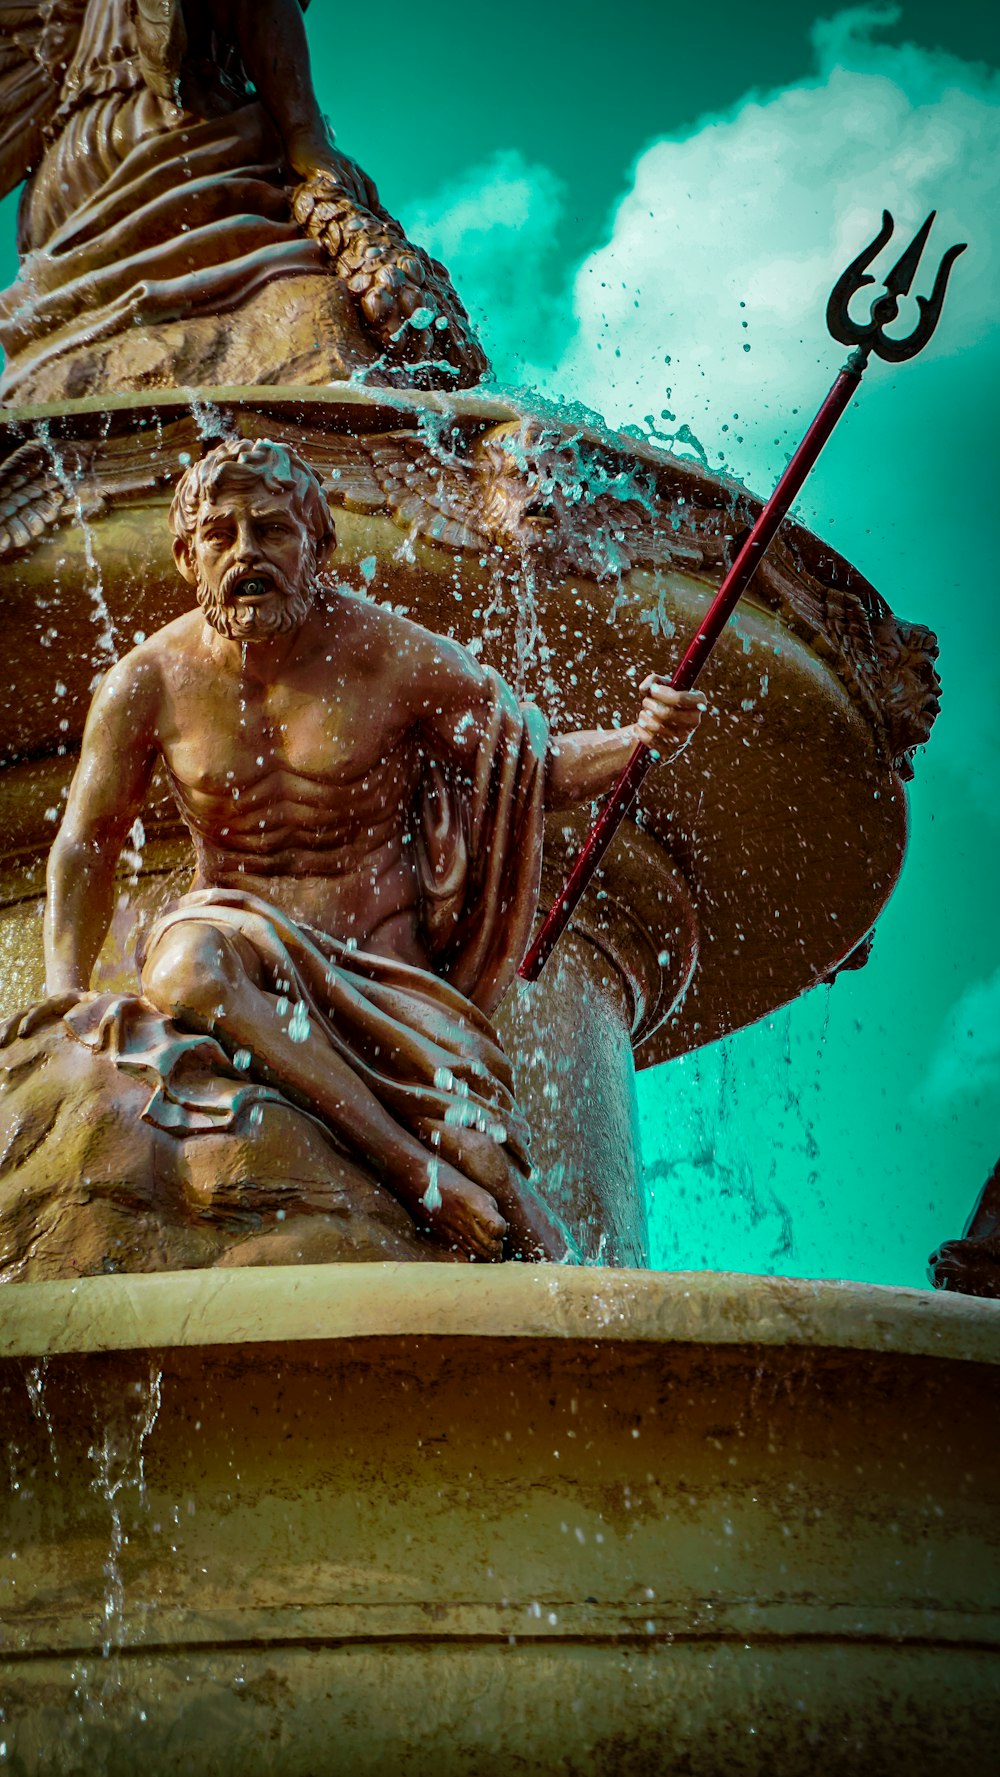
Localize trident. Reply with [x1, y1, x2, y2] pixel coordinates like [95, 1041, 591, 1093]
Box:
[518, 210, 966, 983]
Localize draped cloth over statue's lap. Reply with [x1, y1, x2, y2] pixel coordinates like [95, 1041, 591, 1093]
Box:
[65, 894, 532, 1208]
[159, 887, 532, 1182]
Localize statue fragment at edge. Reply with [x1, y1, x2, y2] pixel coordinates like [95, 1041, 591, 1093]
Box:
[0, 0, 488, 401]
[0, 438, 706, 1275]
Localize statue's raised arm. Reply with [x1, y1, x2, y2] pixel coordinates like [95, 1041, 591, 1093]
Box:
[0, 0, 487, 403]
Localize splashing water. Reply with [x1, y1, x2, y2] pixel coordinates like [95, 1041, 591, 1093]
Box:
[120, 815, 146, 877]
[185, 392, 236, 446]
[25, 1359, 60, 1477]
[422, 1157, 442, 1212]
[38, 419, 119, 676]
[87, 1363, 163, 1662]
[513, 557, 542, 700]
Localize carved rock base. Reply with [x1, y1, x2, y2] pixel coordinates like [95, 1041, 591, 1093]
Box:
[0, 1014, 455, 1280]
[11, 277, 383, 407]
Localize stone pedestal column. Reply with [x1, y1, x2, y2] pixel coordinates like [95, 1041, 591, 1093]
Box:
[498, 819, 698, 1266]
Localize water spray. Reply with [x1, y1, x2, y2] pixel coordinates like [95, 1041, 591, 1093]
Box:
[519, 209, 966, 982]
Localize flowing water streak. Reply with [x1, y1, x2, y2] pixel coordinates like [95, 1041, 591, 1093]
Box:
[513, 555, 542, 700]
[346, 341, 464, 388]
[36, 419, 119, 679]
[92, 1425, 127, 1663]
[24, 1359, 60, 1478]
[133, 1365, 163, 1515]
[89, 1361, 164, 1662]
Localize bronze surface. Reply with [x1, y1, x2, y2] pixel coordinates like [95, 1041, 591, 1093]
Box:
[0, 0, 486, 400]
[0, 432, 705, 1276]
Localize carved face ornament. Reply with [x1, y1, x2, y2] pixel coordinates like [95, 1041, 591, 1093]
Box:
[479, 423, 644, 580]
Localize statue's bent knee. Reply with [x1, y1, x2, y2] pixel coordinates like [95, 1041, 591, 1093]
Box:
[142, 923, 236, 1024]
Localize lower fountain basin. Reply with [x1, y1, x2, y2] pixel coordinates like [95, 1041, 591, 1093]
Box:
[2, 1266, 997, 1774]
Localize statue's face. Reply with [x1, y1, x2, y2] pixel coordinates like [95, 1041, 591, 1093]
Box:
[181, 477, 317, 641]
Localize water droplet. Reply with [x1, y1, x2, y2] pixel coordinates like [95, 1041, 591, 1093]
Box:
[422, 1160, 442, 1213]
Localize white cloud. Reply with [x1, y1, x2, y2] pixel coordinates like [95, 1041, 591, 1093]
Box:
[406, 8, 1000, 804]
[402, 149, 568, 381]
[404, 11, 999, 492]
[552, 5, 1000, 488]
[923, 965, 1000, 1109]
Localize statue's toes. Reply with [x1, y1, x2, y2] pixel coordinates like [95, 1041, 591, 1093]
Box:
[354, 276, 399, 331]
[357, 276, 441, 365]
[398, 284, 431, 320]
[292, 177, 487, 383]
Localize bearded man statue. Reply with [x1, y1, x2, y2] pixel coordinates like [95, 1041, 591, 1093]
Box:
[0, 438, 706, 1274]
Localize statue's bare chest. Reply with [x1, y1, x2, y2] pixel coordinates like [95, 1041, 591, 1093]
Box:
[161, 667, 411, 816]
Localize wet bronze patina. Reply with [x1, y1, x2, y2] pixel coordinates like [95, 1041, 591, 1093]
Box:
[0, 436, 703, 1269]
[0, 0, 487, 400]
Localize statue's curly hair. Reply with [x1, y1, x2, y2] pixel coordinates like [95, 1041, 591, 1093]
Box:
[169, 437, 336, 554]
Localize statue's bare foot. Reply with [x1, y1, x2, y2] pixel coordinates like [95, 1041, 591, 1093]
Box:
[406, 1160, 506, 1262]
[499, 1177, 580, 1264]
[291, 169, 489, 389]
[430, 1127, 577, 1264]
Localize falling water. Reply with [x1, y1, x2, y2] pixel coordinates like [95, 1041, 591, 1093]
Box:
[513, 557, 542, 699]
[24, 1360, 60, 1478]
[87, 1363, 163, 1662]
[37, 420, 119, 679]
[186, 392, 236, 446]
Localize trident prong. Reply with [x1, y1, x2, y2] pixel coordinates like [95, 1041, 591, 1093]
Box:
[826, 209, 966, 365]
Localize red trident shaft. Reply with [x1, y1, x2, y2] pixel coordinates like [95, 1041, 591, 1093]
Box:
[519, 210, 965, 983]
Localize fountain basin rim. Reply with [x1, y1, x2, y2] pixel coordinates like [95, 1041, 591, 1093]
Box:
[0, 382, 887, 618]
[0, 1265, 996, 1365]
[1, 381, 528, 434]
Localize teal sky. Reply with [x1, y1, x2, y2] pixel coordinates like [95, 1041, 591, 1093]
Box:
[1, 2, 997, 1286]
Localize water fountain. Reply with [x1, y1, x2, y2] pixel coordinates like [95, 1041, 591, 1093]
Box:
[0, 2, 997, 1770]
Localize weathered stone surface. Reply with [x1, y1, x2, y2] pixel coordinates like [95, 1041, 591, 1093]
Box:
[10, 275, 385, 407]
[1, 1269, 998, 1774]
[0, 1013, 452, 1281]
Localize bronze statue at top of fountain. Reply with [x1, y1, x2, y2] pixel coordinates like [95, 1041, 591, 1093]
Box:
[0, 0, 944, 1281]
[0, 0, 487, 401]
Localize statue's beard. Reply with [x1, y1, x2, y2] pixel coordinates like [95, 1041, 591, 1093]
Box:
[196, 556, 315, 640]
